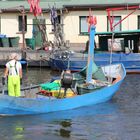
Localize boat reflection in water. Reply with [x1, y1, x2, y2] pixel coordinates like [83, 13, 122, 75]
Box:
[0, 101, 118, 139]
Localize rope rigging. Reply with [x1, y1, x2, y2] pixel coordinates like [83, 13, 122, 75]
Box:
[106, 5, 140, 82]
[49, 5, 65, 49]
[28, 0, 49, 50]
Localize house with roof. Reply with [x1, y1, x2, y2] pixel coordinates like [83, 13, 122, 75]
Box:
[0, 0, 140, 52]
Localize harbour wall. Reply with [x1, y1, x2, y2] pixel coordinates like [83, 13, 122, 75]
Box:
[0, 48, 50, 67]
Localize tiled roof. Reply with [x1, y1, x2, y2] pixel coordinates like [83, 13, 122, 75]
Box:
[63, 0, 140, 5]
[0, 0, 140, 10]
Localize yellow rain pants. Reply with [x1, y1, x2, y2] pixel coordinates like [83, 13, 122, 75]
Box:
[8, 75, 21, 97]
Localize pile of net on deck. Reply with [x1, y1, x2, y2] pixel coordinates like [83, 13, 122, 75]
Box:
[39, 80, 75, 98]
[73, 61, 107, 83]
[40, 80, 60, 91]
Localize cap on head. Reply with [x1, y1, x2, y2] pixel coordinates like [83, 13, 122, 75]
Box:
[10, 53, 18, 60]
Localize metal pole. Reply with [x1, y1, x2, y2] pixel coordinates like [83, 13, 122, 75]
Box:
[21, 5, 26, 59]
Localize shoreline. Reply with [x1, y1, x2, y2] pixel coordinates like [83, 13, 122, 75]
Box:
[0, 47, 50, 67]
[0, 46, 83, 67]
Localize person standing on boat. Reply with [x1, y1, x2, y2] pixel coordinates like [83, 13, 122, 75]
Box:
[3, 53, 22, 97]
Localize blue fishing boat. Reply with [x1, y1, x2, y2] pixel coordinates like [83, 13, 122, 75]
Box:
[0, 19, 126, 116]
[0, 63, 126, 116]
[49, 51, 140, 73]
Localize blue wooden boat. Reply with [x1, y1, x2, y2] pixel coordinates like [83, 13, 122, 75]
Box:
[49, 49, 140, 73]
[0, 63, 126, 116]
[49, 28, 140, 73]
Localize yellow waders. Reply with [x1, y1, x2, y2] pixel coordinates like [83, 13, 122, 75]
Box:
[8, 75, 21, 97]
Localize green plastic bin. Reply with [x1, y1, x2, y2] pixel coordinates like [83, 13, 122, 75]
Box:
[25, 38, 35, 50]
[1, 37, 10, 47]
[0, 38, 2, 47]
[9, 37, 20, 47]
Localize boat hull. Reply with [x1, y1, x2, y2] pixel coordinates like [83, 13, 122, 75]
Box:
[0, 81, 121, 115]
[0, 63, 126, 116]
[49, 52, 140, 73]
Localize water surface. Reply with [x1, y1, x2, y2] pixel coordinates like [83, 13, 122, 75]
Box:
[0, 68, 140, 140]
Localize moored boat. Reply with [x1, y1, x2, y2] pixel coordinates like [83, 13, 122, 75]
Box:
[0, 63, 126, 116]
[49, 39, 140, 73]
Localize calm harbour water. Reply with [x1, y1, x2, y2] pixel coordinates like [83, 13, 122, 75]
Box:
[0, 68, 140, 140]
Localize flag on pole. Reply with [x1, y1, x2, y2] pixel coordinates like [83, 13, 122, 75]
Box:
[87, 8, 97, 32]
[27, 0, 42, 16]
[50, 6, 58, 24]
[50, 6, 58, 31]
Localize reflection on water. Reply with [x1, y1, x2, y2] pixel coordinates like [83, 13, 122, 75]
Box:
[59, 121, 71, 137]
[0, 68, 140, 140]
[0, 102, 118, 140]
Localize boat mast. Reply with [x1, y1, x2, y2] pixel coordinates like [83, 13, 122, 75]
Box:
[86, 13, 96, 83]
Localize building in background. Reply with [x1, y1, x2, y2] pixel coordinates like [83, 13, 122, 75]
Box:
[0, 0, 140, 50]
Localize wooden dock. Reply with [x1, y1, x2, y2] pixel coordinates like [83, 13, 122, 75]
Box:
[0, 48, 50, 67]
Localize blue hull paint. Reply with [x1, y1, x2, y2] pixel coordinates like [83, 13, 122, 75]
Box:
[50, 52, 140, 72]
[0, 82, 120, 115]
[0, 64, 126, 116]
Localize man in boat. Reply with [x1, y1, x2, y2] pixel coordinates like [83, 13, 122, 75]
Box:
[3, 53, 22, 97]
[59, 69, 73, 98]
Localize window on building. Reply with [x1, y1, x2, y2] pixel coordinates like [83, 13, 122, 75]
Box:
[57, 15, 61, 24]
[107, 16, 121, 32]
[79, 16, 88, 35]
[138, 16, 140, 29]
[18, 15, 27, 32]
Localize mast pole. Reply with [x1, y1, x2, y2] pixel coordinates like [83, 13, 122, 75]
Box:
[86, 25, 96, 83]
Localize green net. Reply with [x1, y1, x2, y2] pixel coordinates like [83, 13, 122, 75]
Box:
[40, 80, 61, 91]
